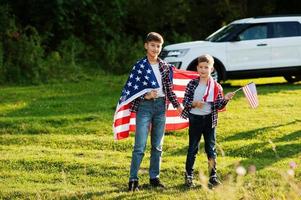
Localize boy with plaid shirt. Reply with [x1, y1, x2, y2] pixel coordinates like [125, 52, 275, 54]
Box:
[128, 32, 182, 191]
[181, 54, 234, 188]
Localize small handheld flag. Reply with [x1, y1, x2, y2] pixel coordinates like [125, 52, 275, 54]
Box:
[242, 82, 259, 108]
[233, 82, 259, 108]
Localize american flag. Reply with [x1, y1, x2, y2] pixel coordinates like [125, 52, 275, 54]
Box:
[113, 58, 199, 140]
[242, 82, 259, 108]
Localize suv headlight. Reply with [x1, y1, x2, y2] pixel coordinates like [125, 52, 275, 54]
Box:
[166, 49, 189, 57]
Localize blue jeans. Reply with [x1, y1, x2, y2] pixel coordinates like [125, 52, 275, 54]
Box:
[129, 97, 166, 180]
[185, 113, 216, 177]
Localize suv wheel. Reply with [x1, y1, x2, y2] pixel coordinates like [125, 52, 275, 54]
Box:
[212, 61, 225, 83]
[211, 68, 219, 82]
[284, 75, 301, 83]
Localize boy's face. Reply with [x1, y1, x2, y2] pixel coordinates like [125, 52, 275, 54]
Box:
[144, 41, 162, 59]
[197, 62, 214, 78]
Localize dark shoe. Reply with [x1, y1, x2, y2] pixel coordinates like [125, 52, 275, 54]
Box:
[128, 180, 139, 192]
[208, 177, 221, 189]
[150, 178, 165, 188]
[185, 175, 195, 188]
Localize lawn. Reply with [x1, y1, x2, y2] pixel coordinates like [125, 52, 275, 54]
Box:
[0, 76, 300, 199]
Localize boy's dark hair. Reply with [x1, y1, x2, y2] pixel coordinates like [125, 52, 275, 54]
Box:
[198, 54, 214, 67]
[145, 32, 164, 44]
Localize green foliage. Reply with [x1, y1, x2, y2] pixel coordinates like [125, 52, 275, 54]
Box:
[1, 1, 301, 83]
[102, 35, 145, 74]
[0, 42, 3, 83]
[0, 4, 91, 84]
[168, 32, 193, 44]
[3, 26, 45, 84]
[56, 35, 85, 78]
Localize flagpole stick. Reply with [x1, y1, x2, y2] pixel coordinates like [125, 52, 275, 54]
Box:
[233, 81, 254, 93]
[233, 87, 242, 93]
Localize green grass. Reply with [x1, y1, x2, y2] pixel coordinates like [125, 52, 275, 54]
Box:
[0, 76, 300, 199]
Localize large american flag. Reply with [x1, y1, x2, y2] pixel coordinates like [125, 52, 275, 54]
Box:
[242, 82, 259, 108]
[113, 58, 198, 140]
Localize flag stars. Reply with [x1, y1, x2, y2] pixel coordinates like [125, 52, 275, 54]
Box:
[129, 74, 133, 78]
[137, 69, 142, 74]
[135, 76, 141, 82]
[145, 75, 149, 80]
[143, 81, 148, 86]
[140, 64, 145, 69]
[125, 90, 130, 95]
[127, 81, 132, 87]
[151, 81, 156, 86]
[134, 85, 139, 90]
[147, 69, 151, 74]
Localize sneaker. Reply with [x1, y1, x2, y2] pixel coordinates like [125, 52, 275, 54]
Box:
[185, 176, 195, 188]
[128, 180, 139, 192]
[208, 177, 221, 189]
[149, 178, 165, 188]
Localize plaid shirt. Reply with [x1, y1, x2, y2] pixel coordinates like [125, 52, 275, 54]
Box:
[130, 58, 180, 112]
[181, 78, 228, 128]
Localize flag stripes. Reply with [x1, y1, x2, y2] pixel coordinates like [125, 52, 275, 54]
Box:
[242, 82, 259, 109]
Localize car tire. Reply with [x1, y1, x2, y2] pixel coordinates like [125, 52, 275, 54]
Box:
[211, 68, 219, 82]
[284, 75, 301, 83]
[212, 59, 225, 83]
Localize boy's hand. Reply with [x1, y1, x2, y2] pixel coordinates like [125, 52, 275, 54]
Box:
[192, 101, 205, 109]
[145, 90, 158, 99]
[224, 92, 235, 100]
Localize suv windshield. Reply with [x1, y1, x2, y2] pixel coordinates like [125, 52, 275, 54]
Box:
[205, 23, 244, 42]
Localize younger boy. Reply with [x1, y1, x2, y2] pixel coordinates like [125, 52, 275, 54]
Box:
[127, 32, 182, 191]
[181, 54, 234, 188]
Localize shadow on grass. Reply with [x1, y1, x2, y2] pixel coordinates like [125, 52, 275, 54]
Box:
[166, 121, 301, 173]
[96, 183, 201, 200]
[223, 119, 301, 141]
[83, 185, 165, 200]
[225, 128, 301, 171]
[274, 130, 301, 142]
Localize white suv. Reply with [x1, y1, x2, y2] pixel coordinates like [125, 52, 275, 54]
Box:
[161, 16, 301, 83]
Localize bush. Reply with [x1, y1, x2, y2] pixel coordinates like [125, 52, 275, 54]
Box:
[46, 35, 86, 82]
[101, 35, 144, 74]
[57, 35, 85, 69]
[3, 26, 45, 84]
[0, 43, 4, 84]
